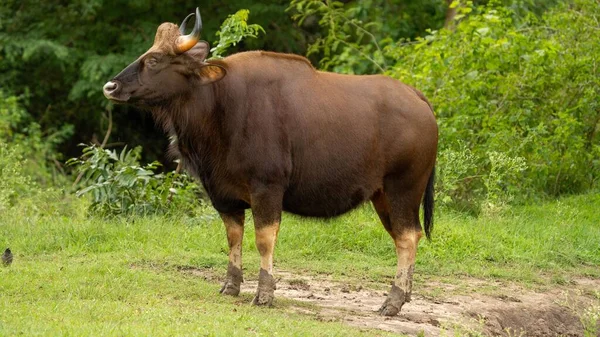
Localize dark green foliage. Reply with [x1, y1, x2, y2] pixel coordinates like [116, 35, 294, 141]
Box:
[287, 0, 560, 74]
[0, 90, 71, 185]
[289, 0, 447, 74]
[0, 1, 300, 165]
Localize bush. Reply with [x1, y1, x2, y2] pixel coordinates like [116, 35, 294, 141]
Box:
[0, 90, 72, 186]
[68, 144, 202, 216]
[0, 91, 84, 217]
[0, 142, 85, 218]
[0, 142, 33, 211]
[385, 0, 600, 206]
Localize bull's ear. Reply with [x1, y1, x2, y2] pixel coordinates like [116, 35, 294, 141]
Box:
[186, 41, 210, 61]
[196, 64, 226, 85]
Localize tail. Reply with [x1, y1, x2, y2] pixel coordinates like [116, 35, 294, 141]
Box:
[406, 84, 436, 239]
[409, 85, 436, 239]
[423, 166, 435, 240]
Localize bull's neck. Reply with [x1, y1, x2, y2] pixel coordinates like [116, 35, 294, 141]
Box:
[152, 82, 231, 156]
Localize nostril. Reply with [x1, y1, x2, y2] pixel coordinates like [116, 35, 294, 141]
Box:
[103, 81, 119, 93]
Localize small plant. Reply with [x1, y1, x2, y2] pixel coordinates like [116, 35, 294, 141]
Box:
[557, 290, 600, 337]
[438, 314, 489, 337]
[436, 144, 479, 210]
[288, 0, 388, 74]
[68, 144, 201, 216]
[0, 142, 33, 211]
[210, 9, 264, 59]
[481, 151, 527, 214]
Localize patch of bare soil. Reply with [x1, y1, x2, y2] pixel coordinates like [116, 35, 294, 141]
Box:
[175, 266, 599, 336]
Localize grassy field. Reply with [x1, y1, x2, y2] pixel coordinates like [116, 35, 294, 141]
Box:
[1, 192, 599, 335]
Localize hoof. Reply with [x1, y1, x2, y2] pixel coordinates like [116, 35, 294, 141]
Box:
[220, 279, 241, 296]
[252, 268, 276, 306]
[251, 291, 274, 306]
[378, 284, 406, 316]
[220, 263, 243, 296]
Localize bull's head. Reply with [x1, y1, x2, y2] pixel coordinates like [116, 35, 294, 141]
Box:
[103, 8, 225, 105]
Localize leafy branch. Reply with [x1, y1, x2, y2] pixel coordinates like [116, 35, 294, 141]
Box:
[289, 0, 387, 73]
[210, 10, 265, 59]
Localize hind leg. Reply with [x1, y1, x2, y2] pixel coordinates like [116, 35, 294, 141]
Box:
[372, 177, 426, 316]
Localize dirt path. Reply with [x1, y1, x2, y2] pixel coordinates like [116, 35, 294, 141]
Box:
[176, 265, 599, 336]
[241, 270, 598, 336]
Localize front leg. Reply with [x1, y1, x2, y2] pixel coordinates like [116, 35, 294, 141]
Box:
[219, 210, 245, 296]
[250, 184, 283, 306]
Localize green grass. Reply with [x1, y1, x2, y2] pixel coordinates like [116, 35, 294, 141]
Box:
[279, 192, 600, 284]
[1, 192, 599, 335]
[0, 254, 388, 336]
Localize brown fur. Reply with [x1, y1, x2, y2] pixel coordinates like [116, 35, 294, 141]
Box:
[147, 53, 436, 219]
[257, 51, 315, 68]
[150, 23, 183, 55]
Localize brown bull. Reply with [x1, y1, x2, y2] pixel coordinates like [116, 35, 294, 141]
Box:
[103, 8, 438, 316]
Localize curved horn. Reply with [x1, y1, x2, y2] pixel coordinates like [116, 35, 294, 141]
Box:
[176, 7, 202, 54]
[179, 12, 195, 35]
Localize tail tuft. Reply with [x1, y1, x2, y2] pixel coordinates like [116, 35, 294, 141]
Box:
[423, 167, 435, 239]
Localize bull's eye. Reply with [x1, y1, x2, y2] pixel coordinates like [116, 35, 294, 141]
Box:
[146, 57, 158, 68]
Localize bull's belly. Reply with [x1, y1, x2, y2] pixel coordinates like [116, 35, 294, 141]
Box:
[282, 180, 377, 218]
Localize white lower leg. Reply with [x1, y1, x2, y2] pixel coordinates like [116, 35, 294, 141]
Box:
[252, 223, 279, 306]
[256, 224, 279, 274]
[220, 213, 244, 295]
[394, 230, 423, 300]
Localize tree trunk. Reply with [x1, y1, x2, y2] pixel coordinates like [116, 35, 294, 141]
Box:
[444, 0, 458, 30]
